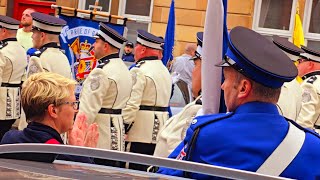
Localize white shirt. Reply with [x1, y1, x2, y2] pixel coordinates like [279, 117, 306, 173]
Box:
[171, 54, 194, 88]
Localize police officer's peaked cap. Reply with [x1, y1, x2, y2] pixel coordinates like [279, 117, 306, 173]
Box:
[0, 15, 20, 30]
[31, 12, 66, 34]
[300, 45, 320, 63]
[190, 32, 203, 61]
[125, 41, 134, 47]
[94, 23, 127, 49]
[136, 29, 164, 50]
[272, 35, 304, 61]
[216, 26, 297, 89]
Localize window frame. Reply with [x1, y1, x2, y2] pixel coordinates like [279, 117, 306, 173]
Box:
[78, 0, 112, 13]
[303, 0, 320, 43]
[118, 0, 154, 23]
[117, 0, 154, 42]
[252, 0, 298, 37]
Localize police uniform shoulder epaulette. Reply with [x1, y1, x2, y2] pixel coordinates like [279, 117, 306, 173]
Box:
[32, 48, 47, 58]
[97, 59, 110, 69]
[0, 41, 8, 49]
[190, 112, 234, 130]
[307, 76, 317, 84]
[135, 60, 146, 68]
[286, 119, 320, 138]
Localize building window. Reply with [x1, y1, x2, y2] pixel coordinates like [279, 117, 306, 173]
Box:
[258, 0, 293, 30]
[253, 0, 297, 36]
[118, 0, 154, 43]
[253, 0, 320, 50]
[304, 0, 320, 49]
[78, 0, 111, 12]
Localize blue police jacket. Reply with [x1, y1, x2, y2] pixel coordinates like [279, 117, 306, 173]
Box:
[122, 53, 135, 62]
[158, 102, 320, 179]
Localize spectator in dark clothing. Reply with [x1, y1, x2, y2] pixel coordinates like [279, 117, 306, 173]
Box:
[0, 72, 99, 163]
[122, 41, 135, 62]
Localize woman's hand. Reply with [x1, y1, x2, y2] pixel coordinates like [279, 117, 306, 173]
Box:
[68, 113, 99, 148]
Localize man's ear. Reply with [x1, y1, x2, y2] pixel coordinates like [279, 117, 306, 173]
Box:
[47, 104, 58, 118]
[40, 32, 46, 39]
[104, 42, 109, 51]
[308, 61, 315, 70]
[141, 46, 147, 54]
[238, 79, 252, 99]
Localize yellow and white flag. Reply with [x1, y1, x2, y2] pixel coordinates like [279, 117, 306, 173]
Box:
[292, 3, 305, 83]
[292, 3, 305, 48]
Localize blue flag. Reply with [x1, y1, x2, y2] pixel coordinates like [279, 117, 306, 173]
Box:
[162, 0, 175, 67]
[219, 0, 228, 113]
[222, 0, 228, 56]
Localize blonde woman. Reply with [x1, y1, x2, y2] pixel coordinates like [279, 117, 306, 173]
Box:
[1, 72, 98, 163]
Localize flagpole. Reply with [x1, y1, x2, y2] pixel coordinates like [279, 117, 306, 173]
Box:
[51, 4, 136, 22]
[201, 0, 224, 114]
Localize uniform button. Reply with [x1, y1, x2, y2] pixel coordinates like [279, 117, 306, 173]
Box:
[192, 119, 197, 124]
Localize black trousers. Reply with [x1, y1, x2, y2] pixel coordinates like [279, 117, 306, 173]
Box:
[0, 120, 16, 141]
[127, 142, 156, 171]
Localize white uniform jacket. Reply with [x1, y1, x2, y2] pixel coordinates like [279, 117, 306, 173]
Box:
[297, 71, 320, 134]
[27, 42, 72, 79]
[123, 56, 172, 144]
[79, 53, 132, 150]
[0, 38, 27, 120]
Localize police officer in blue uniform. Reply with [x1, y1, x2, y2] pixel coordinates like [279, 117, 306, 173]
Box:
[158, 26, 320, 179]
[122, 41, 135, 62]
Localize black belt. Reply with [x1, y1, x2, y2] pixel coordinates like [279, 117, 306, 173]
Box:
[314, 125, 320, 129]
[1, 83, 21, 87]
[98, 108, 122, 115]
[139, 105, 168, 112]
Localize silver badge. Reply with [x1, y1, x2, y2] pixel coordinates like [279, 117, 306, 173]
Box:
[302, 90, 311, 103]
[90, 76, 101, 91]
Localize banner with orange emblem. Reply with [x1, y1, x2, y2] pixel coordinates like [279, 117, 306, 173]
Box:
[59, 15, 125, 82]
